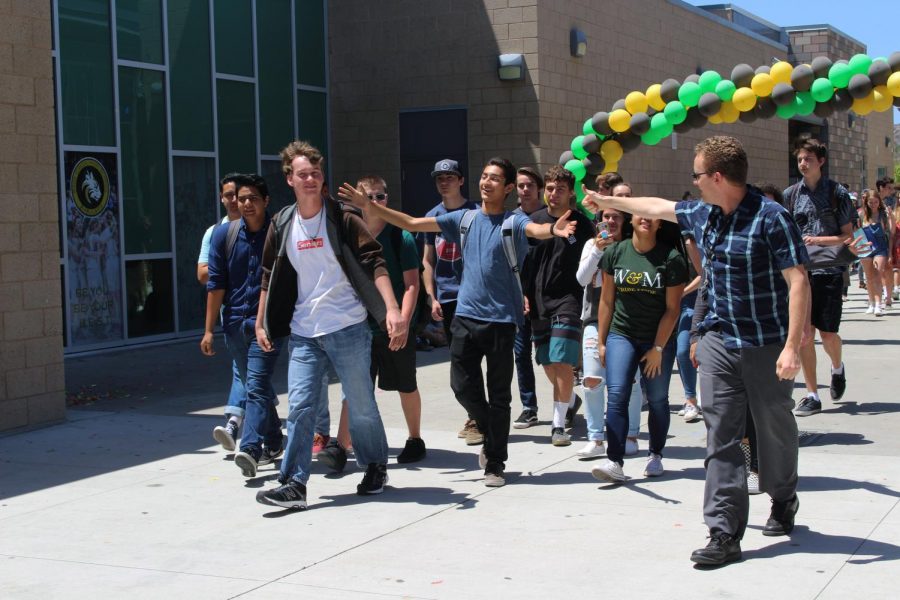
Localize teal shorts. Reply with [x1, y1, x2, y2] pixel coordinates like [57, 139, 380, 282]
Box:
[533, 318, 582, 366]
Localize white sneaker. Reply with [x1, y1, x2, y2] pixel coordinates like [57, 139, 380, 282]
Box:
[625, 438, 639, 456]
[644, 453, 664, 477]
[874, 305, 884, 316]
[576, 440, 606, 459]
[591, 459, 626, 483]
[683, 403, 701, 423]
[865, 304, 875, 314]
[746, 470, 761, 495]
[478, 447, 487, 470]
[677, 404, 686, 416]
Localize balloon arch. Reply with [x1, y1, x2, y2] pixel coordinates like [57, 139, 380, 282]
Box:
[562, 52, 900, 213]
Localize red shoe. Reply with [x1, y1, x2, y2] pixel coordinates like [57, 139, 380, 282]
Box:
[312, 433, 329, 456]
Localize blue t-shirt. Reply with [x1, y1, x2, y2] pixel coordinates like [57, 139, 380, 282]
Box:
[425, 200, 479, 303]
[436, 209, 530, 326]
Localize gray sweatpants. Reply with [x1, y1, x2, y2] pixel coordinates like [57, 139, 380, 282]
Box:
[696, 331, 799, 539]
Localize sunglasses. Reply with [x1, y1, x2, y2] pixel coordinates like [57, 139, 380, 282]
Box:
[367, 193, 387, 201]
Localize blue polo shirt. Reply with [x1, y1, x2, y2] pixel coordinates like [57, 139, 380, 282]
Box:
[206, 215, 270, 330]
[675, 190, 808, 349]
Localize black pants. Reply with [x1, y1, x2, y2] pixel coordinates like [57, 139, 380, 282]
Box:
[449, 316, 516, 469]
[440, 300, 457, 345]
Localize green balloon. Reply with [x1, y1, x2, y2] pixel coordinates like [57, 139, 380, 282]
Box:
[650, 112, 673, 138]
[571, 136, 588, 159]
[715, 79, 736, 102]
[582, 118, 597, 136]
[828, 63, 852, 89]
[848, 53, 872, 76]
[795, 91, 815, 116]
[699, 70, 722, 94]
[663, 100, 687, 124]
[641, 132, 661, 146]
[810, 77, 834, 103]
[564, 158, 586, 181]
[775, 102, 797, 120]
[678, 81, 702, 108]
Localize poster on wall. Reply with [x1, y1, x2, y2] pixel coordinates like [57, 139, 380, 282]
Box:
[64, 151, 123, 345]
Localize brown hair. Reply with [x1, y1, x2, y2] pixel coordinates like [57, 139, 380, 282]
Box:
[544, 164, 575, 190]
[695, 136, 748, 186]
[793, 136, 827, 160]
[357, 175, 387, 191]
[860, 189, 887, 227]
[516, 166, 544, 189]
[595, 171, 623, 190]
[280, 140, 324, 175]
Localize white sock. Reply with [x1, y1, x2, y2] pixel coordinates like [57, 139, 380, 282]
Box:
[807, 392, 821, 402]
[567, 390, 577, 408]
[831, 362, 844, 375]
[228, 415, 242, 427]
[552, 401, 567, 428]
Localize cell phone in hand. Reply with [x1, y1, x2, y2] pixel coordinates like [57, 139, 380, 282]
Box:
[596, 221, 609, 239]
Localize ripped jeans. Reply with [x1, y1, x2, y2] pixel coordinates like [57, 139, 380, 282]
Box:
[582, 323, 642, 442]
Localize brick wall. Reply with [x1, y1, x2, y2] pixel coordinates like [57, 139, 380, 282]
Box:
[0, 1, 65, 432]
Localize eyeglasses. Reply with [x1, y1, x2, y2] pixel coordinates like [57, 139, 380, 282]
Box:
[222, 192, 236, 199]
[237, 194, 262, 202]
[367, 193, 387, 201]
[691, 172, 711, 181]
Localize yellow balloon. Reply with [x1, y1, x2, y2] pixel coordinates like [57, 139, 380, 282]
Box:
[602, 161, 618, 175]
[720, 101, 740, 123]
[609, 109, 632, 132]
[872, 86, 893, 112]
[646, 83, 666, 111]
[851, 92, 874, 115]
[770, 61, 793, 84]
[732, 87, 757, 112]
[750, 73, 774, 97]
[625, 91, 649, 115]
[600, 140, 624, 163]
[708, 112, 724, 125]
[887, 71, 900, 96]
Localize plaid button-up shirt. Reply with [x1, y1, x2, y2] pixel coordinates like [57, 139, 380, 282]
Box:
[676, 190, 808, 349]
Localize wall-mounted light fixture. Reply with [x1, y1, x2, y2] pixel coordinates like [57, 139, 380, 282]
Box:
[570, 28, 587, 57]
[498, 54, 525, 81]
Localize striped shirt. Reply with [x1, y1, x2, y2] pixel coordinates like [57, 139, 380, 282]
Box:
[675, 190, 808, 349]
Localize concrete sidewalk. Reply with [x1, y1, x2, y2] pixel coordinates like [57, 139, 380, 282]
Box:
[1, 285, 898, 599]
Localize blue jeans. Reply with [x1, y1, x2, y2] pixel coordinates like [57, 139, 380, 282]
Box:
[280, 321, 388, 485]
[582, 324, 642, 441]
[604, 332, 675, 464]
[223, 359, 246, 418]
[676, 294, 698, 401]
[514, 319, 537, 411]
[223, 320, 284, 454]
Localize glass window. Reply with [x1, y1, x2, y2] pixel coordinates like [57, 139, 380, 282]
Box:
[261, 160, 293, 214]
[214, 0, 253, 77]
[59, 0, 115, 146]
[296, 0, 326, 87]
[256, 0, 294, 155]
[168, 0, 214, 151]
[116, 0, 163, 64]
[298, 89, 328, 165]
[119, 67, 171, 254]
[216, 79, 257, 175]
[173, 157, 217, 332]
[126, 259, 174, 337]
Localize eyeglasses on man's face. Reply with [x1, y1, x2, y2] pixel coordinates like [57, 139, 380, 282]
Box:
[367, 192, 387, 201]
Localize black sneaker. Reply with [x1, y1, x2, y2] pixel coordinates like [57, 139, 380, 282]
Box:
[690, 533, 742, 565]
[763, 494, 799, 536]
[256, 480, 308, 510]
[565, 395, 582, 428]
[513, 409, 538, 429]
[235, 448, 260, 478]
[316, 439, 348, 473]
[830, 367, 846, 400]
[357, 463, 388, 495]
[397, 437, 426, 464]
[793, 395, 821, 417]
[258, 441, 284, 466]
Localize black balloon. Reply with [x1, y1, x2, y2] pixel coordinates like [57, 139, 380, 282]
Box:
[685, 107, 708, 128]
[583, 133, 601, 153]
[684, 73, 700, 84]
[697, 92, 722, 117]
[660, 78, 681, 103]
[755, 65, 771, 75]
[835, 59, 848, 65]
[790, 64, 814, 92]
[890, 51, 900, 73]
[673, 120, 692, 133]
[811, 56, 833, 78]
[629, 112, 651, 135]
[869, 60, 891, 86]
[847, 74, 873, 99]
[591, 111, 613, 136]
[755, 97, 777, 118]
[731, 63, 755, 88]
[893, 96, 900, 108]
[832, 89, 852, 111]
[559, 150, 575, 165]
[617, 131, 641, 152]
[771, 82, 796, 106]
[813, 99, 834, 118]
[583, 154, 605, 176]
[738, 109, 758, 123]
[612, 98, 627, 111]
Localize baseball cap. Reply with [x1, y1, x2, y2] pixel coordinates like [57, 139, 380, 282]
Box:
[431, 159, 462, 178]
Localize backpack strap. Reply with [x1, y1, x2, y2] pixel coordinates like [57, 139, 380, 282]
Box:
[787, 182, 801, 214]
[501, 214, 523, 298]
[225, 219, 241, 260]
[458, 209, 477, 255]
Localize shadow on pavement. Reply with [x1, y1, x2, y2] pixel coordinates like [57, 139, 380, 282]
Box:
[742, 525, 900, 563]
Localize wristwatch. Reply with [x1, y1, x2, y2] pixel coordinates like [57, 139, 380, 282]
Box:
[653, 345, 663, 353]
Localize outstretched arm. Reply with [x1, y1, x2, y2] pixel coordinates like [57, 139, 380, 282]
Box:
[524, 209, 578, 239]
[338, 183, 440, 232]
[581, 185, 678, 222]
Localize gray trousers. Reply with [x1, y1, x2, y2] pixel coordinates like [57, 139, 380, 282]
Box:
[696, 331, 799, 539]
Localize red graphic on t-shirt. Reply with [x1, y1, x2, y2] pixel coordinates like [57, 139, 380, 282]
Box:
[436, 237, 460, 261]
[297, 238, 324, 251]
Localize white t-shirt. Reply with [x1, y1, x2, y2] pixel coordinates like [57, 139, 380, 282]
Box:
[286, 207, 367, 337]
[198, 216, 229, 264]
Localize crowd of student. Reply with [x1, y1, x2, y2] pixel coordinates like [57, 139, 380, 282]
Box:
[196, 134, 879, 567]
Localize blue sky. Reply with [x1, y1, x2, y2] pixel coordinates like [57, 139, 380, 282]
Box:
[685, 1, 899, 123]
